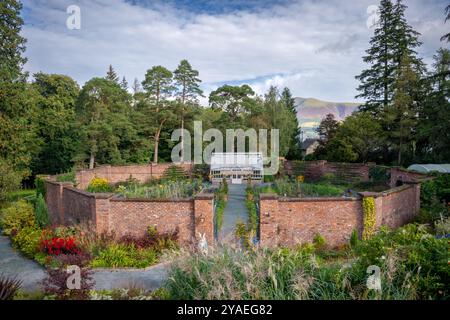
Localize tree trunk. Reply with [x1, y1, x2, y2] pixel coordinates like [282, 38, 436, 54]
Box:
[89, 152, 95, 169]
[153, 122, 165, 163]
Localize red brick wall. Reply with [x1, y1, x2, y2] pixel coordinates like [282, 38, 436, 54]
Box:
[61, 187, 96, 225]
[44, 179, 214, 247]
[389, 167, 429, 188]
[376, 183, 421, 229]
[108, 199, 195, 243]
[260, 183, 420, 248]
[260, 194, 362, 247]
[283, 160, 372, 182]
[75, 163, 193, 189]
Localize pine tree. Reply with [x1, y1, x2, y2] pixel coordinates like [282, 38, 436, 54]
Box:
[440, 5, 450, 42]
[0, 0, 27, 83]
[105, 64, 119, 83]
[356, 0, 424, 117]
[142, 66, 176, 163]
[120, 76, 128, 90]
[173, 60, 203, 162]
[132, 78, 141, 94]
[280, 87, 302, 160]
[417, 48, 450, 162]
[384, 54, 420, 165]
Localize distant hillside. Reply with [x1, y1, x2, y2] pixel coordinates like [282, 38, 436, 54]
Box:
[294, 97, 360, 139]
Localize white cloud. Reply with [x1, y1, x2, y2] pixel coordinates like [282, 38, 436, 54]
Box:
[21, 0, 449, 105]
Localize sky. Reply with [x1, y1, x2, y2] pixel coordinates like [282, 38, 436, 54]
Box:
[21, 0, 449, 105]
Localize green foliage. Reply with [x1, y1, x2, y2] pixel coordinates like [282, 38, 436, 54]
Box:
[162, 165, 187, 181]
[91, 244, 158, 268]
[0, 160, 22, 202]
[34, 175, 46, 197]
[245, 187, 258, 234]
[353, 224, 449, 299]
[0, 200, 36, 236]
[11, 225, 41, 258]
[349, 229, 359, 247]
[117, 179, 202, 199]
[313, 233, 326, 249]
[214, 180, 228, 233]
[56, 170, 76, 183]
[258, 179, 345, 197]
[362, 197, 376, 240]
[35, 193, 50, 228]
[165, 222, 448, 300]
[369, 166, 390, 183]
[193, 164, 209, 181]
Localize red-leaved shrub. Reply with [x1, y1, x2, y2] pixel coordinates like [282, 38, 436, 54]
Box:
[41, 237, 81, 255]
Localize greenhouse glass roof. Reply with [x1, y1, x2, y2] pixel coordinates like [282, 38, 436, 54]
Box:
[407, 164, 450, 174]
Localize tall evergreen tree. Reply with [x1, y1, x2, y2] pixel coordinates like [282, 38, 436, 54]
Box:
[384, 54, 420, 165]
[173, 60, 203, 162]
[441, 5, 450, 42]
[105, 64, 119, 83]
[281, 87, 302, 160]
[120, 76, 128, 91]
[356, 0, 424, 117]
[142, 66, 176, 163]
[417, 48, 450, 162]
[0, 0, 39, 181]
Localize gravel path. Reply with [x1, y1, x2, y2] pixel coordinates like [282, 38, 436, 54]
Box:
[0, 236, 169, 293]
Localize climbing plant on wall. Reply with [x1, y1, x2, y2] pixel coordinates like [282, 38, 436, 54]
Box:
[362, 197, 376, 240]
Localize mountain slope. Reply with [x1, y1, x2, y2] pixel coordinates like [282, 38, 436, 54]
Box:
[294, 97, 360, 139]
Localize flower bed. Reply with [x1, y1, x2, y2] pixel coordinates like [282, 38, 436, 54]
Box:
[0, 198, 179, 269]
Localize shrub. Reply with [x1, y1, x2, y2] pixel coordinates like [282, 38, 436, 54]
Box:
[353, 224, 449, 299]
[35, 175, 47, 198]
[87, 177, 112, 193]
[0, 274, 22, 300]
[118, 226, 179, 252]
[349, 229, 359, 247]
[40, 237, 81, 256]
[321, 172, 336, 183]
[12, 225, 42, 258]
[0, 200, 36, 236]
[35, 193, 50, 228]
[91, 244, 158, 268]
[313, 233, 326, 249]
[55, 170, 76, 184]
[162, 165, 187, 181]
[41, 260, 94, 300]
[0, 160, 22, 203]
[221, 177, 228, 194]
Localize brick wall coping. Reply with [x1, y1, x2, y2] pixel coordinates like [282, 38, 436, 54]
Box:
[278, 196, 360, 202]
[110, 196, 193, 203]
[359, 183, 416, 198]
[195, 192, 214, 200]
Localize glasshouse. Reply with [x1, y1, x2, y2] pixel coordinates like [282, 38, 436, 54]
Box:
[210, 152, 264, 184]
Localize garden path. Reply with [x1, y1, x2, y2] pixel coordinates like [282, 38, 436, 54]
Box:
[0, 235, 168, 293]
[218, 184, 248, 243]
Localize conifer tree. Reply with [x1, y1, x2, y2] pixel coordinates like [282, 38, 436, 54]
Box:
[384, 54, 420, 165]
[356, 0, 424, 117]
[106, 64, 119, 83]
[280, 87, 302, 160]
[173, 60, 203, 162]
